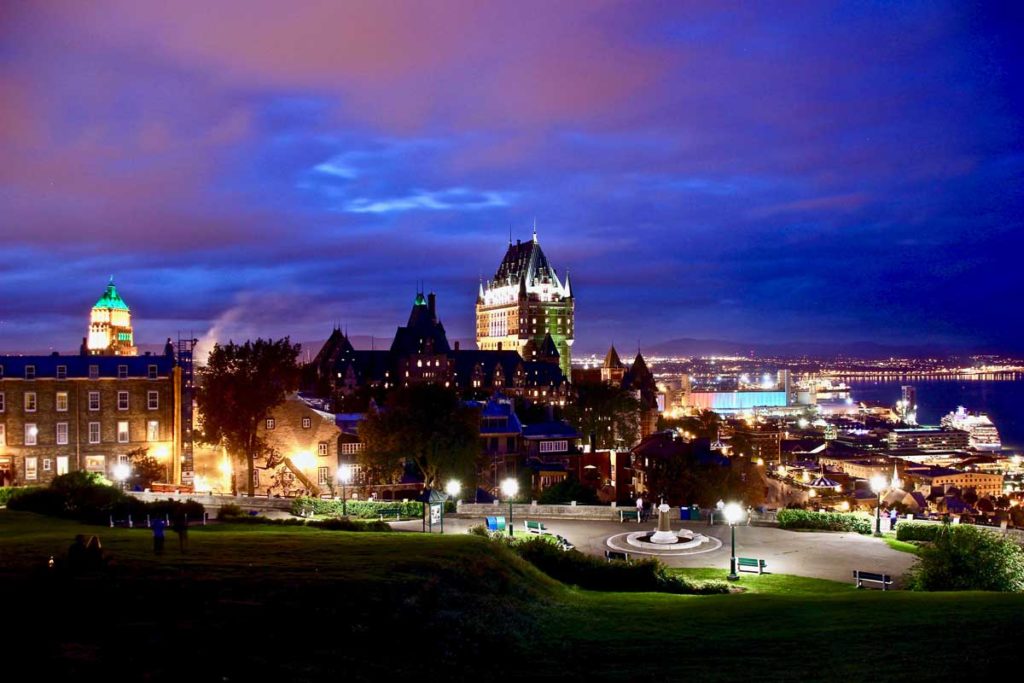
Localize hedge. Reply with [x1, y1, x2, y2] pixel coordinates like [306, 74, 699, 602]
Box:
[513, 538, 729, 595]
[0, 486, 38, 507]
[7, 471, 204, 525]
[216, 513, 392, 532]
[896, 522, 941, 542]
[776, 509, 872, 534]
[908, 524, 1024, 592]
[291, 496, 424, 519]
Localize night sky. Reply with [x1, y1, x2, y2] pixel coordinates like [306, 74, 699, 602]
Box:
[1, 2, 1021, 357]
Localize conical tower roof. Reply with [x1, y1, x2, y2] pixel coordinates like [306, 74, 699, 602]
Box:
[603, 345, 624, 369]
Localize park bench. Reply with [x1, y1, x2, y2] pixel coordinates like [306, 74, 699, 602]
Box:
[378, 506, 402, 521]
[524, 520, 548, 534]
[853, 570, 893, 591]
[619, 509, 641, 523]
[485, 516, 507, 532]
[604, 550, 631, 563]
[738, 557, 767, 574]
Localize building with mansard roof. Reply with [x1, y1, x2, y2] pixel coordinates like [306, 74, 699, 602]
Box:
[87, 277, 137, 356]
[307, 290, 570, 407]
[476, 227, 574, 378]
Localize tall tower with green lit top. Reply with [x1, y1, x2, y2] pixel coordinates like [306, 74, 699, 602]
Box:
[87, 277, 137, 356]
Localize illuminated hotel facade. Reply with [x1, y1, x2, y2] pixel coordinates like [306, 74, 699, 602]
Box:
[475, 229, 574, 379]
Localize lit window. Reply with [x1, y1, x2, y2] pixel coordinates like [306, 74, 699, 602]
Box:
[146, 420, 159, 442]
[89, 391, 100, 411]
[24, 392, 37, 413]
[25, 457, 37, 480]
[88, 422, 100, 444]
[25, 423, 38, 446]
[56, 422, 68, 446]
[118, 391, 129, 411]
[56, 392, 68, 412]
[118, 421, 129, 443]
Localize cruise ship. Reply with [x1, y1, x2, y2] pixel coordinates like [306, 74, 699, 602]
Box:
[940, 406, 1002, 451]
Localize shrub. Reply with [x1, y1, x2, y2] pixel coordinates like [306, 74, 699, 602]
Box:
[291, 496, 423, 519]
[0, 486, 37, 507]
[215, 515, 392, 532]
[777, 509, 871, 534]
[908, 524, 1024, 592]
[896, 522, 941, 542]
[217, 503, 244, 520]
[512, 538, 729, 595]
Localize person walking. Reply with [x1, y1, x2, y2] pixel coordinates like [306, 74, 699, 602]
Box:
[172, 514, 189, 553]
[889, 507, 898, 532]
[151, 517, 166, 556]
[635, 495, 644, 522]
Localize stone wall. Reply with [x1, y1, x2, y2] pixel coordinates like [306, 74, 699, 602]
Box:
[456, 501, 638, 521]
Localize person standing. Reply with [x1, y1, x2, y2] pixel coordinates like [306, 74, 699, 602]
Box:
[151, 517, 166, 556]
[172, 515, 189, 553]
[889, 507, 898, 532]
[635, 495, 644, 522]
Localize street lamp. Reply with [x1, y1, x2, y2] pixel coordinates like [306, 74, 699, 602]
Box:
[444, 479, 461, 534]
[870, 474, 888, 536]
[113, 462, 131, 491]
[338, 464, 353, 516]
[723, 502, 744, 580]
[501, 478, 519, 538]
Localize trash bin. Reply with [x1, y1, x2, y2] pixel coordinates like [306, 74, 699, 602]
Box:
[679, 507, 690, 521]
[690, 505, 702, 521]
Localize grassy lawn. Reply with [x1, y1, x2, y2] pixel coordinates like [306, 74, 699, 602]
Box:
[2, 510, 1022, 681]
[883, 535, 923, 555]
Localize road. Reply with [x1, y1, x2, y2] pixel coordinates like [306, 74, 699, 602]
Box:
[393, 514, 918, 584]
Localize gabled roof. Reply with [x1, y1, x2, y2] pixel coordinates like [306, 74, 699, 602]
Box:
[491, 237, 561, 289]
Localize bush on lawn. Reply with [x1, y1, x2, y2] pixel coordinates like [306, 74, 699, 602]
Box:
[217, 503, 244, 520]
[896, 522, 941, 543]
[7, 471, 204, 524]
[776, 509, 871, 534]
[907, 524, 1024, 592]
[291, 496, 423, 519]
[0, 486, 38, 507]
[216, 514, 391, 532]
[512, 538, 729, 595]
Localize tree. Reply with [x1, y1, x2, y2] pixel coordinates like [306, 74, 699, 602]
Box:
[357, 384, 480, 489]
[908, 523, 1024, 592]
[126, 446, 165, 490]
[565, 381, 641, 450]
[538, 473, 599, 505]
[197, 337, 301, 497]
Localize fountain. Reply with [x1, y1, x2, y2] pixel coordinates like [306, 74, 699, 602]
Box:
[605, 503, 721, 556]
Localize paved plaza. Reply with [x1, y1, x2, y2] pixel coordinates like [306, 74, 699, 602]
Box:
[396, 515, 918, 584]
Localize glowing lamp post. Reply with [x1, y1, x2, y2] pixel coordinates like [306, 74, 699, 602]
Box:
[443, 479, 461, 534]
[501, 478, 519, 538]
[724, 502, 744, 580]
[338, 464, 354, 516]
[870, 474, 888, 536]
[113, 462, 131, 491]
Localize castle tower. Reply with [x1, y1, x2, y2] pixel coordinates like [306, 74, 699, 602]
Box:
[476, 228, 574, 378]
[87, 276, 137, 356]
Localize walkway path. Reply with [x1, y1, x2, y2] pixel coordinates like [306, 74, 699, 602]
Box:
[395, 515, 918, 584]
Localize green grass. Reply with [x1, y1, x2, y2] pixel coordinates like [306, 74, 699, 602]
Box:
[3, 510, 1022, 681]
[883, 535, 924, 555]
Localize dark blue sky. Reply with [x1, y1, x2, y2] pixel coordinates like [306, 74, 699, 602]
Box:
[1, 1, 1021, 357]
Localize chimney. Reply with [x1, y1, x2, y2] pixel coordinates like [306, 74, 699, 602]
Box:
[497, 342, 503, 351]
[80, 337, 88, 356]
[454, 340, 460, 352]
[428, 292, 436, 318]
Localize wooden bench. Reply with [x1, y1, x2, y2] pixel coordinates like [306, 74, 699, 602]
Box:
[377, 506, 402, 521]
[524, 520, 548, 534]
[604, 550, 631, 563]
[738, 557, 767, 574]
[619, 509, 641, 523]
[485, 516, 507, 532]
[853, 570, 893, 590]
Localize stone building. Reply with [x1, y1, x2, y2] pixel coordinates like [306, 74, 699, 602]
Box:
[475, 228, 574, 379]
[0, 354, 178, 486]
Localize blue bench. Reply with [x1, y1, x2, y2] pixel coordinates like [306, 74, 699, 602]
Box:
[485, 516, 507, 532]
[853, 570, 893, 590]
[619, 509, 641, 523]
[738, 557, 767, 574]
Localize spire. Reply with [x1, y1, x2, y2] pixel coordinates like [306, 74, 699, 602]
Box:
[509, 224, 513, 247]
[532, 217, 537, 243]
[564, 269, 572, 298]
